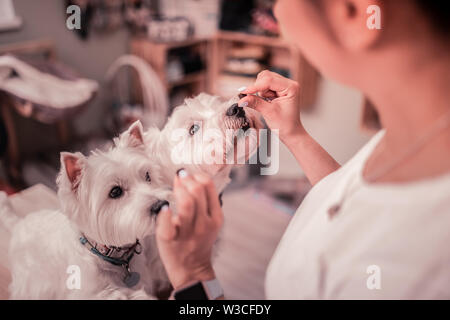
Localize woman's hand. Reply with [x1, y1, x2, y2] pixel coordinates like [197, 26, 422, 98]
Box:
[240, 70, 340, 185]
[155, 169, 223, 290]
[239, 70, 305, 141]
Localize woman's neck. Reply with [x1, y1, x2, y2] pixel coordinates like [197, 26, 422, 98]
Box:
[368, 46, 450, 146]
[362, 45, 450, 182]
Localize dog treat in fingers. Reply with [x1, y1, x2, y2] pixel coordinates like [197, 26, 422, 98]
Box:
[238, 92, 274, 102]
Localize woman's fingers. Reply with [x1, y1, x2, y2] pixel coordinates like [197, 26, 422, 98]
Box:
[175, 170, 210, 234]
[193, 174, 223, 227]
[259, 89, 278, 100]
[173, 178, 196, 237]
[178, 173, 208, 218]
[243, 71, 288, 94]
[256, 69, 284, 81]
[243, 70, 299, 99]
[156, 205, 178, 241]
[239, 72, 299, 116]
[239, 94, 272, 113]
[171, 169, 223, 237]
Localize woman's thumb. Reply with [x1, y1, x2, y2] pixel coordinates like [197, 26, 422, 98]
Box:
[156, 205, 177, 240]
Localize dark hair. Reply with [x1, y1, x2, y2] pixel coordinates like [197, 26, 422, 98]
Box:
[414, 0, 450, 36]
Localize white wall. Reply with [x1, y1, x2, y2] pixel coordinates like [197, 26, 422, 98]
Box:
[273, 78, 372, 178]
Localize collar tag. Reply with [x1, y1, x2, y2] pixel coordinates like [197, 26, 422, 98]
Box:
[123, 265, 141, 288]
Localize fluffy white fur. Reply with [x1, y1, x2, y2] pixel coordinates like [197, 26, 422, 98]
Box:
[2, 122, 172, 299]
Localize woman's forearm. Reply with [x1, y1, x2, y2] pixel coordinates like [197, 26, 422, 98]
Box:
[282, 127, 340, 186]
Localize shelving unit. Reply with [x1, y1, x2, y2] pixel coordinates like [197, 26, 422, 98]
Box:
[130, 31, 320, 109]
[209, 31, 320, 109]
[167, 71, 206, 89]
[130, 37, 210, 106]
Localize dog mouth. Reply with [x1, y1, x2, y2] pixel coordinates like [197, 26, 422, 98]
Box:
[234, 115, 253, 133]
[241, 117, 251, 132]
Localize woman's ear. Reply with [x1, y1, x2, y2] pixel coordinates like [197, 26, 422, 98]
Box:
[324, 0, 384, 51]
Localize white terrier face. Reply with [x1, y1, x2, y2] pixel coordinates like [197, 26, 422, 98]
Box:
[57, 122, 171, 247]
[160, 93, 263, 177]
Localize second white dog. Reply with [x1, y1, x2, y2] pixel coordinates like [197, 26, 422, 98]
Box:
[2, 122, 172, 299]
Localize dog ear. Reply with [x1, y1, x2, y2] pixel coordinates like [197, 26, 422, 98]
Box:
[60, 152, 85, 188]
[121, 120, 145, 148]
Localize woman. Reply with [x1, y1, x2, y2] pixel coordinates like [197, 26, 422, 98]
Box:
[156, 0, 450, 299]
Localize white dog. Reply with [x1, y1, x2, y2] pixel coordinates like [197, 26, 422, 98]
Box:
[1, 122, 172, 299]
[145, 93, 263, 193]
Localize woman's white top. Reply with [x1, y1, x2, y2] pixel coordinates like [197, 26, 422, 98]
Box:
[265, 130, 450, 299]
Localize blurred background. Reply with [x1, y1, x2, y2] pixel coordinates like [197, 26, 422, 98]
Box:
[0, 0, 377, 299]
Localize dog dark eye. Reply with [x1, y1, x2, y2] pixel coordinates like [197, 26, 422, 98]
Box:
[189, 124, 200, 135]
[145, 171, 151, 182]
[109, 186, 123, 199]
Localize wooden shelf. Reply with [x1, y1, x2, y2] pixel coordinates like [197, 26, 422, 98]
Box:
[130, 32, 319, 108]
[167, 71, 206, 89]
[215, 31, 291, 49]
[131, 36, 209, 50]
[130, 37, 210, 104]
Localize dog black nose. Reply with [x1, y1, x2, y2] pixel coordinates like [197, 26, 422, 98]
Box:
[226, 103, 245, 118]
[150, 200, 169, 216]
